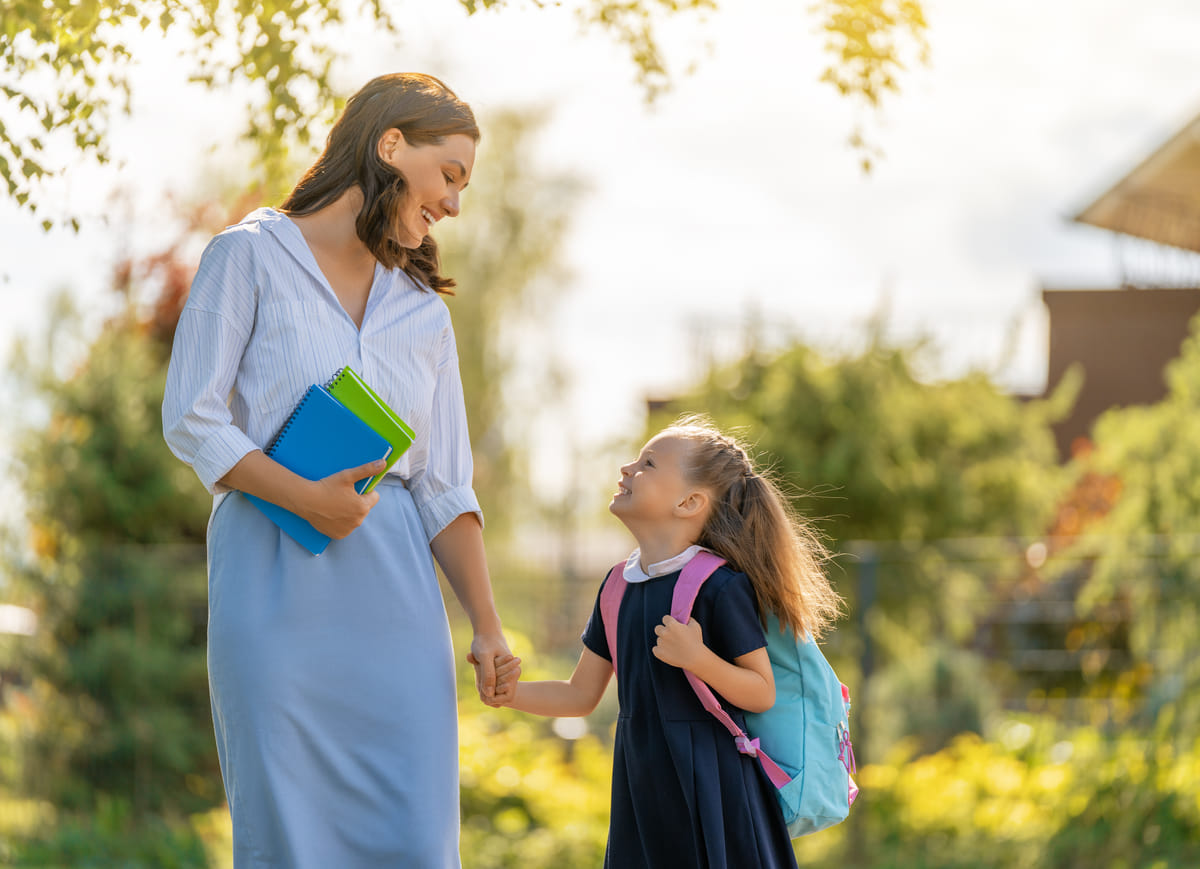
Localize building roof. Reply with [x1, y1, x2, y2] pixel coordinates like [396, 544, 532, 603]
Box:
[1074, 111, 1200, 253]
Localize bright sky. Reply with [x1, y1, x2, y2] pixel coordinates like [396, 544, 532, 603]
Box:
[3, 0, 1200, 506]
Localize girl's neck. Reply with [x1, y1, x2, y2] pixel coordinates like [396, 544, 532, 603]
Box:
[634, 531, 701, 573]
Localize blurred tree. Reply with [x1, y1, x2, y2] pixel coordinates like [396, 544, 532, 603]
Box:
[5, 293, 219, 818]
[1075, 313, 1200, 741]
[437, 106, 583, 534]
[2, 0, 926, 226]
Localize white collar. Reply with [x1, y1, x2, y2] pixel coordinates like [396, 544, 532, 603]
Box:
[622, 545, 708, 583]
[240, 207, 322, 278]
[251, 207, 313, 251]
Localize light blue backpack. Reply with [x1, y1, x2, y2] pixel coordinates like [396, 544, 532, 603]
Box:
[600, 550, 858, 837]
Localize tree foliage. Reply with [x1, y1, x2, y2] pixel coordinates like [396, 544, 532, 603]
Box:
[1073, 313, 1200, 740]
[6, 297, 217, 818]
[652, 326, 1064, 545]
[2, 0, 927, 225]
[836, 722, 1200, 869]
[814, 0, 929, 170]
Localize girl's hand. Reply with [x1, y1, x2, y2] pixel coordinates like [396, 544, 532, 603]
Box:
[494, 654, 522, 703]
[652, 615, 705, 670]
[300, 459, 386, 539]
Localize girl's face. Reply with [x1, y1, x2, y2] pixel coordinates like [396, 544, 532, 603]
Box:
[380, 131, 475, 249]
[610, 434, 696, 525]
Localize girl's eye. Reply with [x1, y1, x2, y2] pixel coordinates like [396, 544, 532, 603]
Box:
[443, 173, 454, 184]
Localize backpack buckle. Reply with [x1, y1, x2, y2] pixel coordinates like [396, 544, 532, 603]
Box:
[837, 722, 857, 774]
[735, 735, 760, 757]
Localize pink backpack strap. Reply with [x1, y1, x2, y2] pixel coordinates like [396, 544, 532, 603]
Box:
[598, 562, 627, 675]
[673, 551, 793, 790]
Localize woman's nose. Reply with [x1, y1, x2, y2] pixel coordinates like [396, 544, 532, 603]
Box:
[442, 189, 460, 218]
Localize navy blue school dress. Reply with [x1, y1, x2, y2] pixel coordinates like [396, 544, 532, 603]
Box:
[581, 562, 799, 869]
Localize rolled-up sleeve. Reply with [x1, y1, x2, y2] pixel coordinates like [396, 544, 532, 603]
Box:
[162, 233, 260, 494]
[408, 320, 483, 541]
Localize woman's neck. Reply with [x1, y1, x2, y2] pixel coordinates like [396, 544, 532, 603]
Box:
[288, 188, 372, 261]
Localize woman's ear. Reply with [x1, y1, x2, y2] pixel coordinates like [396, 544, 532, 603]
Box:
[377, 128, 407, 164]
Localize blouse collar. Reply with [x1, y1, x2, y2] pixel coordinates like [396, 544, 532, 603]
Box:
[622, 544, 708, 583]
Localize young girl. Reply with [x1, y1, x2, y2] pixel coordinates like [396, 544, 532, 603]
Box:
[491, 416, 842, 869]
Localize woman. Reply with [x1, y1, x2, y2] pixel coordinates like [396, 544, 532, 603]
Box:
[163, 73, 514, 868]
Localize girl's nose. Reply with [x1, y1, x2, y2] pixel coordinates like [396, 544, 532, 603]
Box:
[619, 462, 634, 476]
[442, 189, 461, 218]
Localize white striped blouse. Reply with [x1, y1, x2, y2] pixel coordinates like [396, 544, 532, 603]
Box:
[162, 207, 482, 542]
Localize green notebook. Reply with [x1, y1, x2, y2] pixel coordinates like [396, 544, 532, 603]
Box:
[326, 367, 416, 493]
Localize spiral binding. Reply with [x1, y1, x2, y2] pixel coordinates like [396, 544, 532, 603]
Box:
[263, 384, 317, 457]
[326, 367, 349, 391]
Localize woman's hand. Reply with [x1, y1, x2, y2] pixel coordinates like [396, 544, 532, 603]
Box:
[468, 653, 522, 707]
[652, 615, 706, 670]
[298, 459, 386, 539]
[466, 632, 514, 704]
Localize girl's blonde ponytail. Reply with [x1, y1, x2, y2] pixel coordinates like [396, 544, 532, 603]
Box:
[667, 417, 842, 639]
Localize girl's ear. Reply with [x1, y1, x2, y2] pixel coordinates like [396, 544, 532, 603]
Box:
[377, 128, 407, 163]
[674, 490, 710, 521]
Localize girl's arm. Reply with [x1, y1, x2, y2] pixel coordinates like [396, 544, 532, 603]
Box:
[652, 616, 776, 713]
[500, 647, 613, 718]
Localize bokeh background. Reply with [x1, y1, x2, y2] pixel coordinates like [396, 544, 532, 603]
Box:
[3, 0, 1200, 865]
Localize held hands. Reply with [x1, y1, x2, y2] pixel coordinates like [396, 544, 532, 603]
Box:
[466, 632, 521, 707]
[303, 459, 386, 539]
[652, 615, 705, 670]
[469, 654, 522, 708]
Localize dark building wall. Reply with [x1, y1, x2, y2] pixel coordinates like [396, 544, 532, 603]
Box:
[1043, 287, 1200, 458]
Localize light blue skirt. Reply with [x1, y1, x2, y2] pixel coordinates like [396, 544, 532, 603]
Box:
[206, 480, 460, 868]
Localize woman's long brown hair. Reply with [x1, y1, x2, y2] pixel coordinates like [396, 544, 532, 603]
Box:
[281, 73, 480, 294]
[667, 416, 842, 641]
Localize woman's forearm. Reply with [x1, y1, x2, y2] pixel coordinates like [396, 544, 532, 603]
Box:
[431, 514, 510, 702]
[430, 514, 502, 635]
[220, 450, 313, 511]
[219, 450, 384, 539]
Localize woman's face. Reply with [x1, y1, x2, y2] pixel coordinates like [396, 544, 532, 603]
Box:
[379, 131, 475, 249]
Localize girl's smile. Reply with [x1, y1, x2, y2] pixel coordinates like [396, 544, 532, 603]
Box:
[610, 434, 695, 522]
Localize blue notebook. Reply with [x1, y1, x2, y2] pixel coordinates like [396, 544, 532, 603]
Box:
[243, 384, 393, 555]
